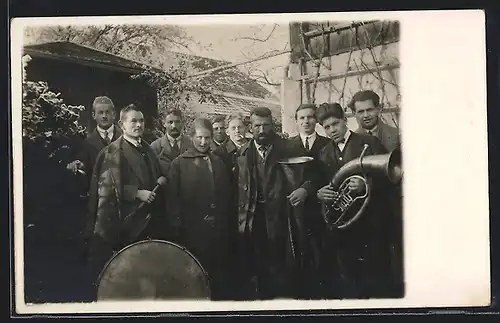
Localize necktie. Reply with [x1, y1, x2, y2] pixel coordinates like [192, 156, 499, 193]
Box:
[103, 130, 110, 145]
[305, 136, 310, 151]
[172, 140, 179, 154]
[259, 145, 268, 159]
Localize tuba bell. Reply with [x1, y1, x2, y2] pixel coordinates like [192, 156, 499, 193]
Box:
[321, 144, 403, 230]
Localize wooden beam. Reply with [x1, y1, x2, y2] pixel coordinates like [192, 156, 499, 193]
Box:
[303, 20, 379, 38]
[211, 91, 281, 106]
[293, 60, 400, 83]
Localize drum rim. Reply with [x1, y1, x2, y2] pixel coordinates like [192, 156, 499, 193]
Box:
[95, 239, 211, 297]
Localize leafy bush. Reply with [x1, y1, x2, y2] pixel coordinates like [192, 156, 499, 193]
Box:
[22, 55, 86, 161]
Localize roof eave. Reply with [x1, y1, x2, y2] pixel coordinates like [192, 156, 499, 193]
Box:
[22, 48, 146, 75]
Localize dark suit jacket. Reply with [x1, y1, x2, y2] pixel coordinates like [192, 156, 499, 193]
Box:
[76, 126, 122, 178]
[210, 138, 228, 152]
[213, 139, 245, 173]
[150, 134, 193, 177]
[317, 132, 403, 297]
[286, 133, 330, 274]
[355, 121, 400, 152]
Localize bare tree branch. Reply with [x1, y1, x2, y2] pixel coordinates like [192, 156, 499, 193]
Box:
[236, 24, 278, 42]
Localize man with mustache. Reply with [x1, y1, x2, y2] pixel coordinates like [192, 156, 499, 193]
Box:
[150, 108, 193, 177]
[210, 115, 228, 151]
[349, 90, 400, 152]
[166, 118, 235, 300]
[234, 107, 314, 300]
[84, 104, 166, 299]
[315, 102, 402, 299]
[66, 96, 122, 189]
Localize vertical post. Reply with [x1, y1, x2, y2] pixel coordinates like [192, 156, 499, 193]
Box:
[281, 64, 301, 137]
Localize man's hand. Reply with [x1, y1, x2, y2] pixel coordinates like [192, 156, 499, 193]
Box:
[317, 185, 338, 203]
[287, 187, 308, 207]
[66, 160, 85, 174]
[348, 178, 366, 194]
[136, 190, 156, 203]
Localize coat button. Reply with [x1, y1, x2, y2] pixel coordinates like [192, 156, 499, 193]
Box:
[210, 203, 216, 209]
[243, 185, 248, 191]
[339, 157, 343, 161]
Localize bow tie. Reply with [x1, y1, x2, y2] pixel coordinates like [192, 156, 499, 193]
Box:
[337, 139, 345, 144]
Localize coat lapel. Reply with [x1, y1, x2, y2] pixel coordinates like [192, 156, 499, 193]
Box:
[87, 129, 105, 151]
[120, 138, 146, 187]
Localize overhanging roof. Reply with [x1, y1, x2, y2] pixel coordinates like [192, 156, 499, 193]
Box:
[23, 41, 151, 74]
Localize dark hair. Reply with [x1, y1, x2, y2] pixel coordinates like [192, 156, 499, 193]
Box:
[250, 107, 273, 121]
[119, 104, 141, 121]
[211, 115, 226, 125]
[189, 117, 213, 136]
[92, 96, 115, 111]
[348, 90, 381, 112]
[316, 102, 345, 125]
[295, 103, 317, 119]
[164, 108, 183, 119]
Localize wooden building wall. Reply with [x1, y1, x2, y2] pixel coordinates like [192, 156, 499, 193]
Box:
[25, 57, 158, 135]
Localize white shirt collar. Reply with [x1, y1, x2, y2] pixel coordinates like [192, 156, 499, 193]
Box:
[299, 132, 317, 149]
[97, 124, 114, 140]
[166, 133, 182, 145]
[123, 133, 142, 147]
[337, 130, 352, 152]
[365, 124, 379, 134]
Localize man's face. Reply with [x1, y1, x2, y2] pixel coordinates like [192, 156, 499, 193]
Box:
[93, 103, 115, 129]
[353, 99, 380, 130]
[322, 116, 348, 143]
[251, 115, 274, 145]
[227, 119, 246, 144]
[164, 114, 183, 138]
[192, 127, 212, 154]
[120, 110, 144, 138]
[212, 121, 227, 143]
[296, 108, 317, 135]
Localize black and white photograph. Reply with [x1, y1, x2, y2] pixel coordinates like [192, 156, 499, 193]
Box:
[11, 11, 490, 314]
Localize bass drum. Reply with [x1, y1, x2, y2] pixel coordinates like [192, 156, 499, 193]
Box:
[96, 240, 211, 300]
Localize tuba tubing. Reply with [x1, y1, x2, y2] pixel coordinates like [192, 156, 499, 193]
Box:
[322, 145, 402, 230]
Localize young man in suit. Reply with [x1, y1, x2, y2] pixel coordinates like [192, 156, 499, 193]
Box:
[349, 90, 400, 152]
[315, 102, 402, 299]
[84, 104, 166, 299]
[210, 115, 228, 151]
[167, 118, 235, 300]
[234, 107, 314, 300]
[287, 103, 330, 297]
[66, 96, 123, 188]
[150, 108, 193, 177]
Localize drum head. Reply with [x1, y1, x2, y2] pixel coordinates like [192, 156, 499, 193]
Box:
[97, 240, 211, 300]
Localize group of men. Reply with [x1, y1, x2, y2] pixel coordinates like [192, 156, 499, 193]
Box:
[67, 90, 402, 301]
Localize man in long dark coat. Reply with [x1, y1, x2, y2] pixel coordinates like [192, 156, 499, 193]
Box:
[67, 96, 122, 189]
[84, 104, 166, 298]
[150, 108, 193, 177]
[234, 107, 314, 300]
[166, 118, 235, 300]
[286, 103, 330, 297]
[315, 102, 403, 299]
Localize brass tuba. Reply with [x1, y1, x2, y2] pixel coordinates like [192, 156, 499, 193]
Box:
[321, 144, 403, 230]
